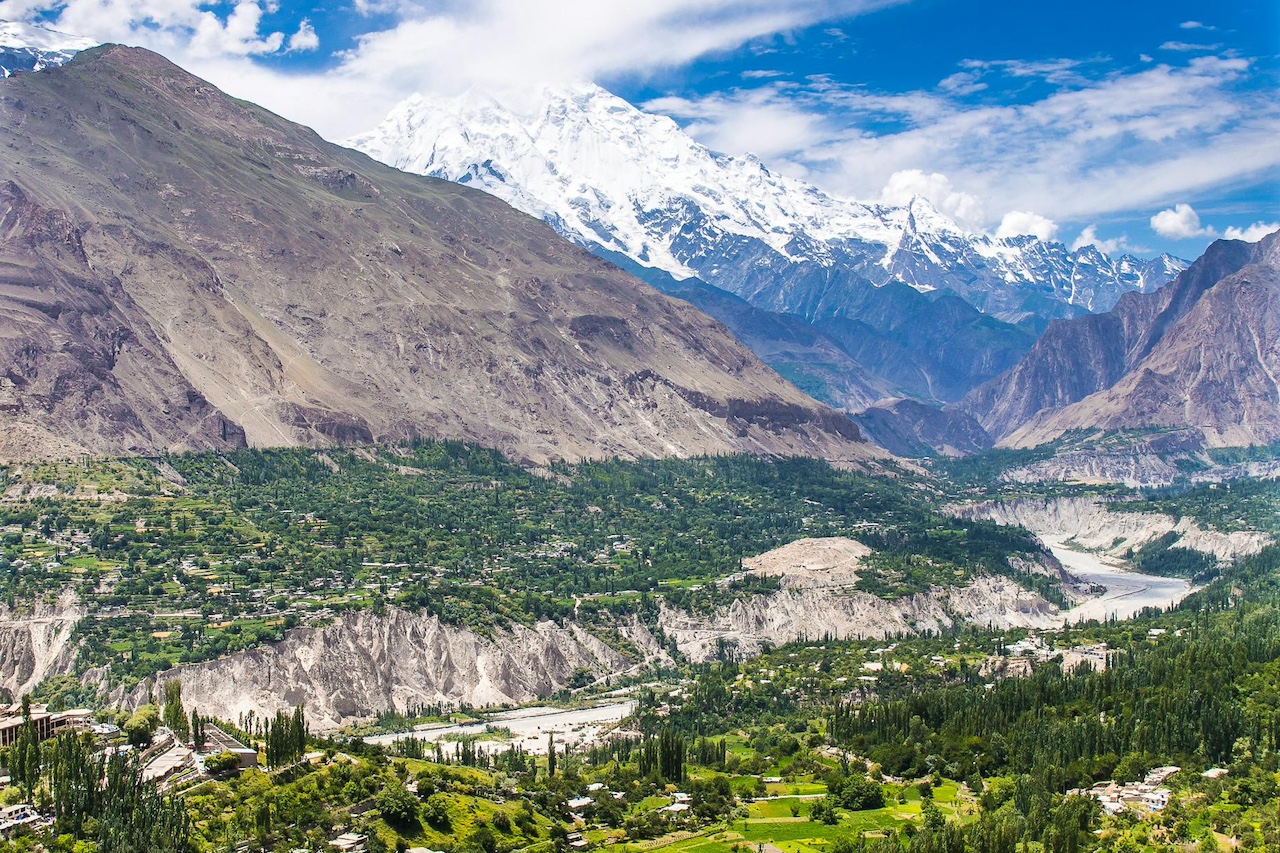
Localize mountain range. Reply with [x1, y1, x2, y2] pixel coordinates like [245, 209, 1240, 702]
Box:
[0, 29, 1269, 467]
[0, 45, 873, 464]
[349, 84, 1185, 327]
[347, 84, 1187, 418]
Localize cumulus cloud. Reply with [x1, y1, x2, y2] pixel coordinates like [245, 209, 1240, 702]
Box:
[286, 19, 319, 53]
[995, 210, 1058, 242]
[1150, 203, 1213, 239]
[878, 169, 984, 228]
[1071, 225, 1138, 255]
[1150, 205, 1278, 244]
[1223, 222, 1280, 242]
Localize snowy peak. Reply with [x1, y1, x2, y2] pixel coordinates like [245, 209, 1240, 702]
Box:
[348, 83, 901, 278]
[349, 83, 1187, 323]
[0, 20, 96, 76]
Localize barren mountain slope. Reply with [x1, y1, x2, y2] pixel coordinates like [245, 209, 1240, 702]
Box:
[0, 46, 872, 464]
[1006, 235, 1280, 447]
[960, 236, 1267, 443]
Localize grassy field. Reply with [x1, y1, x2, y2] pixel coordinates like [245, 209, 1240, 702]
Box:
[634, 782, 975, 853]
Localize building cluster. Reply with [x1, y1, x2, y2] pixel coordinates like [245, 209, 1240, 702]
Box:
[981, 636, 1118, 681]
[1070, 766, 1182, 815]
[0, 803, 49, 838]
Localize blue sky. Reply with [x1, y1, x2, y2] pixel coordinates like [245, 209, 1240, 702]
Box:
[4, 0, 1276, 257]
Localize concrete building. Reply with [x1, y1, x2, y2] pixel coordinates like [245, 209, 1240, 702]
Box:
[0, 705, 92, 748]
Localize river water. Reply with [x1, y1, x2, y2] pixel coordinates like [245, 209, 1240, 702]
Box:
[1048, 539, 1193, 624]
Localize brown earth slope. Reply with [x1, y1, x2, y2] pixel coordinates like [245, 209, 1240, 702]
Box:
[0, 46, 872, 464]
[960, 232, 1279, 447]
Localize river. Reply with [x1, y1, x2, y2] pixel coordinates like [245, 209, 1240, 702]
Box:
[1048, 539, 1193, 624]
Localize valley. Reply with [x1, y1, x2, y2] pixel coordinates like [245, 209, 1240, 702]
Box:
[3, 438, 1280, 853]
[0, 18, 1274, 853]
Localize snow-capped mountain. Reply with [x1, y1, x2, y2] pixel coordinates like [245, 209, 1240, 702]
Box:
[348, 83, 1186, 328]
[0, 20, 96, 77]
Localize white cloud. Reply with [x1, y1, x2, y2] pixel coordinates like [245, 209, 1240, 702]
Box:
[937, 71, 986, 96]
[1223, 222, 1280, 242]
[1150, 203, 1214, 239]
[0, 0, 907, 139]
[646, 87, 834, 166]
[651, 55, 1280, 235]
[1071, 225, 1138, 254]
[1160, 40, 1221, 52]
[1179, 20, 1215, 30]
[878, 169, 984, 227]
[286, 18, 318, 53]
[0, 0, 1271, 249]
[995, 210, 1058, 242]
[1150, 205, 1278, 244]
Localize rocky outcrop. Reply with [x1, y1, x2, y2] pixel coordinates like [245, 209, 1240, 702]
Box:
[0, 46, 875, 466]
[0, 589, 82, 701]
[671, 284, 891, 412]
[956, 497, 1271, 562]
[140, 609, 664, 730]
[853, 398, 993, 458]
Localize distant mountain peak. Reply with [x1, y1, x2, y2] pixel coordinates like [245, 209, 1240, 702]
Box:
[0, 19, 96, 76]
[349, 83, 1188, 325]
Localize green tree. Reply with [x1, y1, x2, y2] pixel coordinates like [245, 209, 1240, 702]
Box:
[161, 680, 189, 742]
[377, 779, 420, 827]
[11, 694, 42, 799]
[123, 705, 159, 748]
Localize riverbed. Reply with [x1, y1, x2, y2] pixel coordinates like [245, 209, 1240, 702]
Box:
[364, 699, 637, 754]
[1049, 539, 1193, 624]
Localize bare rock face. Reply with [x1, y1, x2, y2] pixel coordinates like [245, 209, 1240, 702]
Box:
[658, 536, 1061, 661]
[659, 576, 1059, 663]
[957, 497, 1271, 562]
[140, 609, 662, 730]
[0, 590, 82, 701]
[963, 233, 1279, 447]
[0, 46, 873, 465]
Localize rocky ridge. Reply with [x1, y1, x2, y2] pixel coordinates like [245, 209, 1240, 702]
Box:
[134, 610, 667, 730]
[657, 537, 1063, 662]
[0, 589, 82, 701]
